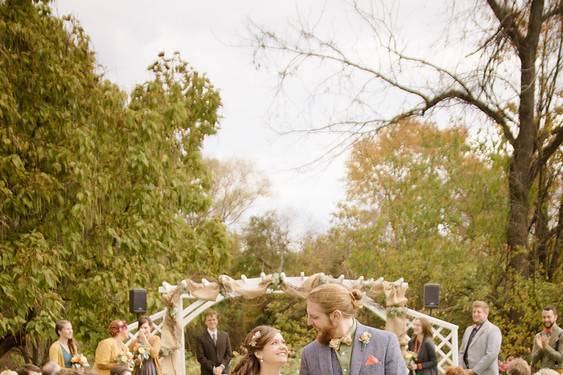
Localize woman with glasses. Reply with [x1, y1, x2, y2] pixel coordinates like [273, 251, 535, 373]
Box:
[95, 320, 131, 375]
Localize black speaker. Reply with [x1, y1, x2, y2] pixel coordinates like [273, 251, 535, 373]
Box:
[129, 288, 147, 314]
[423, 283, 440, 309]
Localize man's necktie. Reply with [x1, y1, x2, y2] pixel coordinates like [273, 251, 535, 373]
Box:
[329, 335, 352, 351]
[211, 332, 217, 344]
[463, 325, 480, 367]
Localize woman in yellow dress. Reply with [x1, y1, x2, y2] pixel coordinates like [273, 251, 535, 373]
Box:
[49, 320, 77, 368]
[95, 320, 131, 375]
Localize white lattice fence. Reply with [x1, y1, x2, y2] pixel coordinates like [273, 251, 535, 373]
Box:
[405, 308, 458, 374]
[363, 298, 458, 374]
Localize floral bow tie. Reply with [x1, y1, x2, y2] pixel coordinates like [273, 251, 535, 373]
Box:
[329, 335, 352, 351]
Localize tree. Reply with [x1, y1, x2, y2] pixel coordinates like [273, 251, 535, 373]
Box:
[200, 158, 269, 226]
[230, 211, 292, 276]
[0, 0, 228, 363]
[324, 120, 560, 355]
[249, 0, 563, 277]
[336, 120, 506, 298]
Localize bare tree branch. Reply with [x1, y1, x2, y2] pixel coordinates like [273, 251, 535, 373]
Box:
[542, 0, 563, 21]
[486, 0, 525, 48]
[534, 126, 563, 176]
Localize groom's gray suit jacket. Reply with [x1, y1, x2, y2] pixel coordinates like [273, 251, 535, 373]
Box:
[299, 321, 407, 375]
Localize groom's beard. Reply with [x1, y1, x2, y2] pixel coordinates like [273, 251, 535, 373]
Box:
[316, 319, 339, 346]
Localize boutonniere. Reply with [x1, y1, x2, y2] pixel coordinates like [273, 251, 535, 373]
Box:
[365, 355, 380, 366]
[359, 331, 372, 351]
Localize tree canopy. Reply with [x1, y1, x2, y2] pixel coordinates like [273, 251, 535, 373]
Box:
[0, 0, 228, 363]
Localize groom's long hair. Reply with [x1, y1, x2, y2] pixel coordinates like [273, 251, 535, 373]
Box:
[307, 284, 363, 345]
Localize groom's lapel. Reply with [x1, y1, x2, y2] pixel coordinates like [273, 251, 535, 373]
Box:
[318, 344, 335, 375]
[350, 322, 369, 375]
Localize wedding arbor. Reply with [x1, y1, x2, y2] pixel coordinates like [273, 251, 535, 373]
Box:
[126, 273, 458, 375]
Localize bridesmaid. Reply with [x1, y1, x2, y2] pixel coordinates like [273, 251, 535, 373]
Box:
[130, 316, 161, 375]
[49, 320, 77, 368]
[95, 320, 130, 375]
[408, 317, 438, 375]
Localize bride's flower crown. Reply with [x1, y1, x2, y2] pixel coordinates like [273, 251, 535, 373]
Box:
[248, 330, 262, 347]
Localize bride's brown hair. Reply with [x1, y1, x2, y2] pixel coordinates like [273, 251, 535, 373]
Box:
[230, 326, 279, 375]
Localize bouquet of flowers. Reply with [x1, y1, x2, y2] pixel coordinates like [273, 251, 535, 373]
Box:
[117, 351, 134, 370]
[71, 354, 90, 369]
[404, 351, 418, 375]
[131, 342, 150, 368]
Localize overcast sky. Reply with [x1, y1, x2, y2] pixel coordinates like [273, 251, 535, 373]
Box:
[53, 0, 461, 237]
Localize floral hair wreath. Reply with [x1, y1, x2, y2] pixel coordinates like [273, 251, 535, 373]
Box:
[249, 330, 262, 347]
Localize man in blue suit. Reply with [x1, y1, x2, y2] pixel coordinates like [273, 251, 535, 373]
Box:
[300, 283, 406, 375]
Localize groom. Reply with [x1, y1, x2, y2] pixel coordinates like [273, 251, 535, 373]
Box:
[300, 283, 406, 375]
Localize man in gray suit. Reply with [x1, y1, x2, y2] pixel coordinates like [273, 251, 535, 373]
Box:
[300, 283, 406, 375]
[459, 301, 502, 375]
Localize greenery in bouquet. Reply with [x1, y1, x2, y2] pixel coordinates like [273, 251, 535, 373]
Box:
[404, 351, 418, 375]
[131, 342, 151, 368]
[117, 351, 134, 370]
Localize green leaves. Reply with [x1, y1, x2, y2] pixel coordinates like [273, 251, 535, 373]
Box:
[0, 2, 228, 363]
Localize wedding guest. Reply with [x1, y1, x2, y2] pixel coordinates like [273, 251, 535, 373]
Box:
[17, 364, 41, 375]
[408, 317, 438, 375]
[531, 306, 562, 371]
[110, 366, 131, 375]
[507, 358, 531, 375]
[195, 310, 232, 375]
[95, 320, 130, 375]
[41, 361, 61, 375]
[130, 316, 161, 375]
[535, 369, 559, 375]
[55, 369, 82, 375]
[458, 301, 502, 375]
[230, 326, 288, 375]
[49, 320, 77, 368]
[444, 367, 466, 375]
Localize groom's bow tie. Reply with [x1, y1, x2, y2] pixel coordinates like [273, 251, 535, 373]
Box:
[329, 335, 352, 351]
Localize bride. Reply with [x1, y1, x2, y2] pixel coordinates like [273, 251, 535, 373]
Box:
[230, 326, 289, 375]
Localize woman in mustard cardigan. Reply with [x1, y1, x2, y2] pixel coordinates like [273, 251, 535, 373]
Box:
[95, 320, 131, 375]
[130, 316, 161, 375]
[49, 320, 77, 368]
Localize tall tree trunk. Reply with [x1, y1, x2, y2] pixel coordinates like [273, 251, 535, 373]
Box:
[531, 168, 550, 276]
[547, 190, 563, 280]
[507, 0, 544, 275]
[507, 56, 537, 275]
